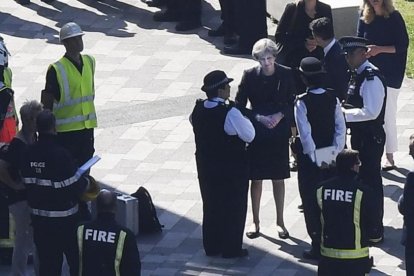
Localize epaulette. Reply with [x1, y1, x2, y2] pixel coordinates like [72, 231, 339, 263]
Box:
[295, 92, 307, 102]
[364, 67, 376, 81]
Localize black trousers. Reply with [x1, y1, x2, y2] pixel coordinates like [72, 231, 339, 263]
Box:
[32, 215, 79, 276]
[57, 128, 95, 167]
[350, 127, 385, 239]
[297, 152, 335, 251]
[318, 256, 372, 276]
[234, 0, 267, 50]
[218, 0, 237, 35]
[167, 0, 201, 23]
[197, 161, 249, 256]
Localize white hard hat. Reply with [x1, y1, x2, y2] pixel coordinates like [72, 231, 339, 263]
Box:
[59, 22, 84, 42]
[0, 36, 10, 66]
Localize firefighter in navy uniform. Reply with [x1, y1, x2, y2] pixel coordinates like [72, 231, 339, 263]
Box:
[315, 149, 375, 276]
[77, 189, 141, 276]
[191, 70, 255, 258]
[339, 36, 387, 244]
[20, 110, 90, 276]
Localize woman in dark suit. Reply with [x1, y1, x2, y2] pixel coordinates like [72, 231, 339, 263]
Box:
[235, 38, 296, 239]
[357, 0, 409, 171]
[275, 0, 332, 93]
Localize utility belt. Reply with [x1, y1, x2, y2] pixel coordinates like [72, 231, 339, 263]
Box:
[31, 204, 78, 218]
[349, 121, 384, 143]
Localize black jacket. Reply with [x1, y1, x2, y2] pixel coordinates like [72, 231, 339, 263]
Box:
[78, 213, 141, 276]
[324, 41, 350, 101]
[20, 133, 88, 215]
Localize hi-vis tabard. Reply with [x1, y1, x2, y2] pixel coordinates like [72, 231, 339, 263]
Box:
[317, 187, 369, 259]
[77, 225, 127, 276]
[3, 67, 12, 88]
[51, 55, 97, 132]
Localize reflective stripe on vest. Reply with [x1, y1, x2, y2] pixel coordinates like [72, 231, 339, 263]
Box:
[22, 173, 80, 189]
[0, 212, 15, 248]
[77, 225, 84, 276]
[3, 67, 12, 88]
[52, 55, 97, 132]
[354, 190, 363, 249]
[31, 204, 78, 217]
[316, 187, 325, 243]
[77, 226, 127, 276]
[114, 230, 127, 276]
[320, 245, 369, 259]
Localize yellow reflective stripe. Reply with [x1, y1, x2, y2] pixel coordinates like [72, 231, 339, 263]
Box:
[354, 190, 363, 249]
[114, 231, 127, 276]
[317, 187, 324, 243]
[3, 68, 12, 88]
[77, 225, 84, 276]
[54, 95, 95, 110]
[321, 245, 369, 259]
[54, 61, 71, 103]
[0, 213, 15, 248]
[55, 112, 97, 126]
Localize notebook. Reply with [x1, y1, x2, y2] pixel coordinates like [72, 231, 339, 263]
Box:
[314, 146, 336, 167]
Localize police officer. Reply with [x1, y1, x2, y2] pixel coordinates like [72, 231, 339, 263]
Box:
[20, 110, 90, 276]
[0, 35, 18, 143]
[315, 149, 375, 276]
[339, 36, 386, 244]
[191, 70, 255, 258]
[77, 189, 141, 276]
[41, 22, 97, 169]
[294, 57, 346, 260]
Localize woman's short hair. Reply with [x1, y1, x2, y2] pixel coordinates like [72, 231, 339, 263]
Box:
[252, 38, 278, 61]
[19, 100, 43, 126]
[361, 0, 395, 24]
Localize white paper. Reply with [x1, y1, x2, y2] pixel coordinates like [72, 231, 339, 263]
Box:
[314, 146, 336, 167]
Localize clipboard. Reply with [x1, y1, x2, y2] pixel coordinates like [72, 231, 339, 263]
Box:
[314, 146, 336, 167]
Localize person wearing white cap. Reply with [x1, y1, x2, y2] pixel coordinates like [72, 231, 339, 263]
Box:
[41, 22, 97, 221]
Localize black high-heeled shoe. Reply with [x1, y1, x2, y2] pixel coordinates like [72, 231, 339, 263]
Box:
[277, 226, 290, 239]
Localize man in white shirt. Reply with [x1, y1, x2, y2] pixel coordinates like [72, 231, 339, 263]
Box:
[339, 36, 387, 245]
[310, 17, 349, 102]
[190, 70, 255, 258]
[294, 57, 346, 260]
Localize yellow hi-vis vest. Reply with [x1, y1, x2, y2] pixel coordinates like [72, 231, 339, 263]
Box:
[3, 67, 12, 88]
[51, 55, 97, 133]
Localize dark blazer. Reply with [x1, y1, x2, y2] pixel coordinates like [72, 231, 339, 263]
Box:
[323, 40, 350, 102]
[235, 64, 296, 123]
[275, 0, 332, 67]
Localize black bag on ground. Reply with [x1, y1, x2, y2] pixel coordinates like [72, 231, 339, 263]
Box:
[131, 186, 163, 234]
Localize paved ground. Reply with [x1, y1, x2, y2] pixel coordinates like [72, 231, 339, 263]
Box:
[1, 0, 414, 275]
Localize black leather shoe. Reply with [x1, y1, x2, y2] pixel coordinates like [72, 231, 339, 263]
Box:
[368, 235, 384, 246]
[205, 251, 221, 257]
[153, 10, 180, 22]
[208, 24, 225, 37]
[303, 248, 320, 260]
[175, 21, 201, 32]
[222, 248, 248, 258]
[223, 44, 250, 55]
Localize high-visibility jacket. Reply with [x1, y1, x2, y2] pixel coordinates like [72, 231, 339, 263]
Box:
[316, 172, 375, 260]
[51, 55, 97, 133]
[0, 84, 17, 143]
